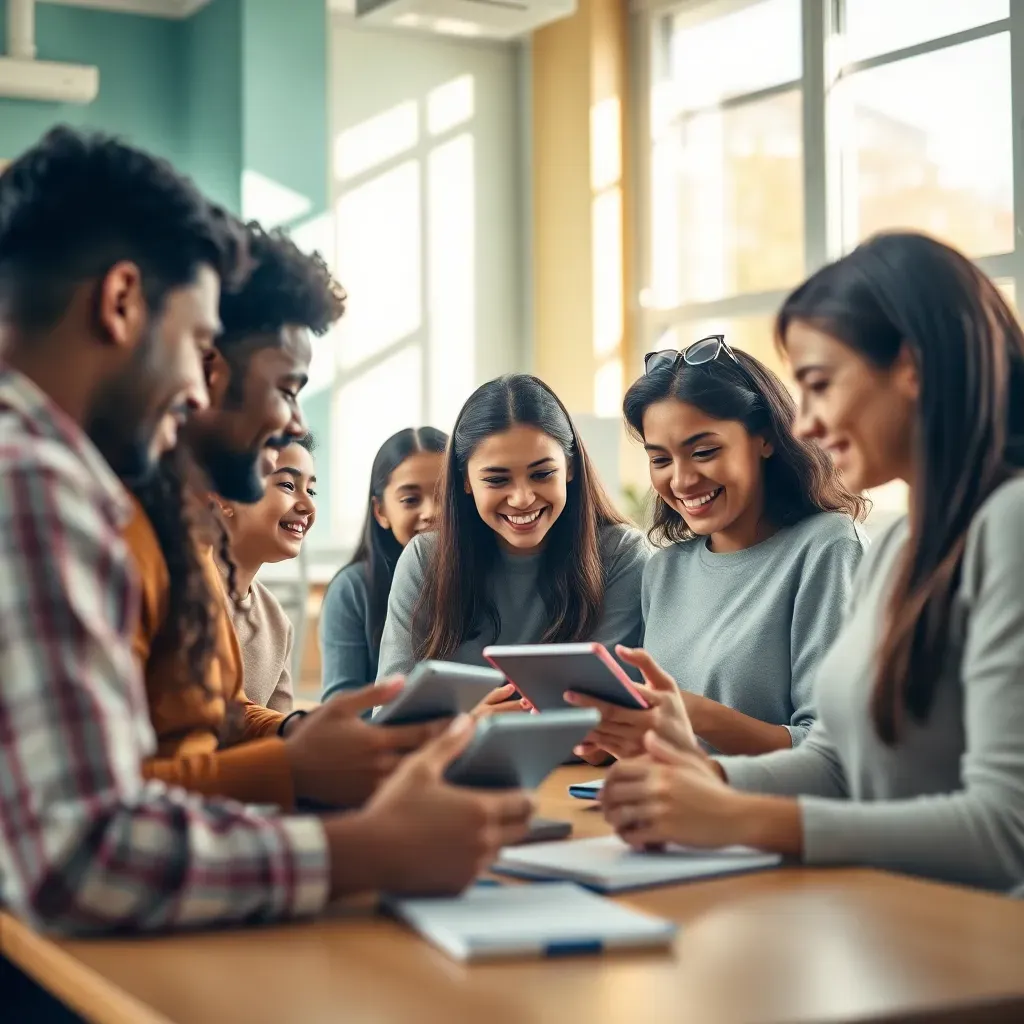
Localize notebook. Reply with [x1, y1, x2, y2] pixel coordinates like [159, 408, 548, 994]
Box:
[386, 881, 677, 962]
[568, 777, 604, 799]
[493, 835, 781, 893]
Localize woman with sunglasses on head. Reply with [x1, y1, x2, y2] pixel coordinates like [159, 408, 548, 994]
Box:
[376, 375, 649, 701]
[600, 232, 1024, 892]
[568, 337, 867, 760]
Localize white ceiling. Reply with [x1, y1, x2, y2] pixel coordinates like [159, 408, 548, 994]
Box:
[43, 0, 213, 18]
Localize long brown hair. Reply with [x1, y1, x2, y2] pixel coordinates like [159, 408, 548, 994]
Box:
[622, 347, 866, 545]
[337, 426, 448, 649]
[776, 231, 1024, 744]
[416, 374, 627, 660]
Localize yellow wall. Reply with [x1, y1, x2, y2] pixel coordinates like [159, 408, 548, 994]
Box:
[532, 0, 645, 497]
[531, 0, 634, 415]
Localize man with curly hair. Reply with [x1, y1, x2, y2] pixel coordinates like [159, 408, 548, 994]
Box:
[0, 128, 533, 941]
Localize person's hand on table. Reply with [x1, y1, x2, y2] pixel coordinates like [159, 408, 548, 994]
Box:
[285, 678, 448, 809]
[601, 718, 803, 856]
[325, 714, 535, 897]
[564, 646, 694, 761]
[471, 683, 532, 718]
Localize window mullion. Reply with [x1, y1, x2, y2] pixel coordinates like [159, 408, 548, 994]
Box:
[801, 0, 829, 274]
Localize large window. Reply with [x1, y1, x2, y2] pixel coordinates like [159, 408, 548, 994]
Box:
[642, 0, 1021, 515]
[643, 0, 1019, 347]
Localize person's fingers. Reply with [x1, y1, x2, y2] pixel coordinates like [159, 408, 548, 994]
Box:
[563, 691, 635, 722]
[574, 743, 612, 765]
[604, 798, 655, 832]
[649, 716, 700, 757]
[605, 758, 653, 785]
[494, 818, 533, 848]
[412, 713, 476, 775]
[618, 823, 668, 850]
[599, 779, 652, 808]
[327, 678, 404, 717]
[490, 791, 536, 824]
[588, 720, 643, 742]
[486, 700, 531, 715]
[378, 718, 450, 752]
[483, 683, 518, 705]
[615, 647, 679, 694]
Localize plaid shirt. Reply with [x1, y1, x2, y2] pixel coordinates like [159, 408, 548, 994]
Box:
[0, 369, 329, 935]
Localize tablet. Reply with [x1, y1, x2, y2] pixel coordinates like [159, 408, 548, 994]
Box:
[445, 708, 600, 790]
[483, 642, 648, 712]
[372, 661, 504, 726]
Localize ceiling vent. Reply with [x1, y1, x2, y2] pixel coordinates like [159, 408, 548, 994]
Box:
[354, 0, 577, 41]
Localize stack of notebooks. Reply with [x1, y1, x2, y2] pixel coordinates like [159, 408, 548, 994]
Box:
[387, 837, 781, 962]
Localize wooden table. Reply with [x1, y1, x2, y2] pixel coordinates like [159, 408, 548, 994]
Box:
[4, 766, 1024, 1024]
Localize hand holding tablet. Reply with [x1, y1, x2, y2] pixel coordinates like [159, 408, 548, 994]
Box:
[483, 642, 649, 712]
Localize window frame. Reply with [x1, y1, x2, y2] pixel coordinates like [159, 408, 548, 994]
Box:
[634, 0, 1024, 358]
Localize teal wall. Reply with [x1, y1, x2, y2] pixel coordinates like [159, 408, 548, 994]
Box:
[0, 0, 332, 532]
[182, 0, 243, 212]
[242, 0, 329, 220]
[0, 0, 328, 221]
[0, 0, 185, 166]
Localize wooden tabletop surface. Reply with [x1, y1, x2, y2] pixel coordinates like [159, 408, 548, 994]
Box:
[4, 765, 1024, 1024]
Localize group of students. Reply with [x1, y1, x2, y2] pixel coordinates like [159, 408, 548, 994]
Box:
[0, 124, 1022, 956]
[315, 230, 1024, 895]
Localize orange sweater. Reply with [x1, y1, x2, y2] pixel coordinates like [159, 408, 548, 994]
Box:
[124, 498, 295, 810]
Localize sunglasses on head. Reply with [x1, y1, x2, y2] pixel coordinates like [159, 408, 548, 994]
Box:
[643, 334, 742, 376]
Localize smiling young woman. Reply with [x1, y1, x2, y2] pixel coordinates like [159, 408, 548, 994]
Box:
[567, 341, 867, 761]
[600, 231, 1024, 894]
[375, 375, 650, 690]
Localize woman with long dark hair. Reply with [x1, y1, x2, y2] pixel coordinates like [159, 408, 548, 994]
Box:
[600, 231, 1024, 892]
[320, 426, 447, 701]
[376, 374, 649, 681]
[568, 344, 866, 759]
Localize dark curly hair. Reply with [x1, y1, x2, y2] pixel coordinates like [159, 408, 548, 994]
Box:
[0, 125, 245, 330]
[623, 347, 867, 546]
[130, 446, 220, 698]
[138, 231, 342, 710]
[215, 221, 346, 398]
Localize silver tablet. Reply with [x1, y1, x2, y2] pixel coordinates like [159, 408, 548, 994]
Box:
[444, 708, 600, 790]
[373, 661, 504, 726]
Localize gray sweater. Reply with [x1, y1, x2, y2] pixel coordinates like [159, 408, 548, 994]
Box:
[642, 512, 866, 749]
[720, 477, 1024, 892]
[319, 562, 377, 702]
[377, 524, 650, 678]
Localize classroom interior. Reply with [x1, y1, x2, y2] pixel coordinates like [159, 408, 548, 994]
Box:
[2, 0, 1024, 1021]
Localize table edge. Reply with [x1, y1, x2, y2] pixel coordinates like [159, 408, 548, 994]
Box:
[1, 912, 172, 1024]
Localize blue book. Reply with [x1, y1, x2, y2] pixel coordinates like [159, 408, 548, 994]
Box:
[568, 777, 604, 799]
[385, 882, 676, 962]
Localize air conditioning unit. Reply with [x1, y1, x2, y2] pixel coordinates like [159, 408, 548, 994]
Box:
[0, 0, 99, 105]
[355, 0, 577, 40]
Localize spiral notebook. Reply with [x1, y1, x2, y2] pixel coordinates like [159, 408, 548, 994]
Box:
[385, 882, 677, 962]
[493, 835, 781, 893]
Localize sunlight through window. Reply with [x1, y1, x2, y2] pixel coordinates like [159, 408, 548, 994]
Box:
[334, 101, 418, 182]
[335, 160, 423, 371]
[427, 74, 475, 136]
[427, 133, 476, 430]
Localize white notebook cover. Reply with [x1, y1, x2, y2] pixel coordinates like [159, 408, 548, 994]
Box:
[493, 835, 781, 892]
[386, 882, 677, 962]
